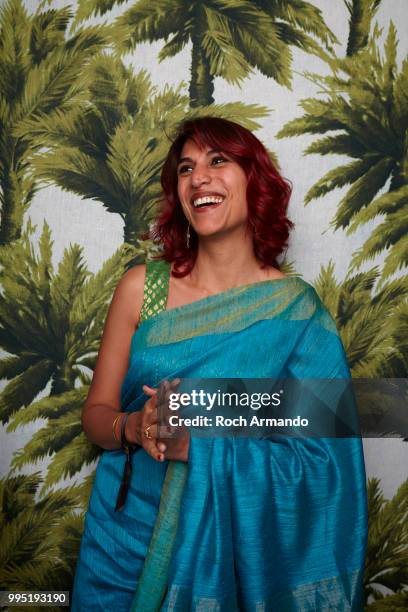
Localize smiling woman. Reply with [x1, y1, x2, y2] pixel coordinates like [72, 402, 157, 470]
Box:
[72, 117, 367, 611]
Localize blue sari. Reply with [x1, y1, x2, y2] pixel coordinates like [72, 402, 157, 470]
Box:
[72, 268, 367, 611]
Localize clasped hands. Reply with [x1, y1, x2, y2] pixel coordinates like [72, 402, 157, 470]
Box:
[125, 379, 190, 462]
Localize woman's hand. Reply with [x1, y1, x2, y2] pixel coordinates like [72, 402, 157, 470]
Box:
[157, 435, 190, 463]
[125, 380, 189, 462]
[156, 379, 190, 462]
[124, 384, 163, 461]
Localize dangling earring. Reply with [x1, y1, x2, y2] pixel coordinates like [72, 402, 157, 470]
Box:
[186, 224, 191, 249]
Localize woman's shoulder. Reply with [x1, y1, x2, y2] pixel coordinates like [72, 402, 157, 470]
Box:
[264, 269, 316, 297]
[113, 264, 146, 326]
[117, 260, 171, 323]
[119, 264, 146, 292]
[263, 267, 287, 282]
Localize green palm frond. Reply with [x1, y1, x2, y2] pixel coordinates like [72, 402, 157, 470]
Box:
[201, 11, 253, 86]
[14, 107, 99, 156]
[8, 389, 88, 458]
[277, 97, 345, 137]
[141, 81, 188, 129]
[346, 0, 383, 56]
[76, 472, 97, 508]
[106, 120, 168, 218]
[53, 511, 85, 574]
[34, 148, 130, 212]
[68, 244, 137, 347]
[364, 478, 408, 603]
[51, 245, 90, 333]
[7, 388, 87, 432]
[0, 473, 83, 593]
[115, 0, 184, 50]
[305, 158, 374, 203]
[0, 353, 45, 383]
[158, 29, 190, 62]
[226, 9, 292, 88]
[74, 0, 128, 25]
[28, 7, 71, 64]
[262, 0, 338, 48]
[366, 591, 408, 610]
[331, 157, 395, 230]
[249, 0, 337, 68]
[279, 260, 298, 276]
[350, 206, 408, 280]
[380, 239, 408, 278]
[0, 0, 30, 91]
[313, 261, 339, 320]
[1, 472, 40, 518]
[0, 0, 107, 244]
[346, 185, 408, 233]
[11, 405, 83, 467]
[13, 29, 104, 124]
[371, 287, 408, 377]
[42, 432, 100, 493]
[313, 262, 407, 378]
[342, 302, 399, 379]
[7, 386, 101, 493]
[278, 23, 407, 281]
[272, 22, 320, 56]
[0, 359, 55, 423]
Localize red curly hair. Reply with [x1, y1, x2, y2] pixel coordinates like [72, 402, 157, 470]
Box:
[152, 116, 293, 277]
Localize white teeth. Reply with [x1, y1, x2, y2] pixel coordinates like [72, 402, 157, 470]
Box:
[193, 195, 224, 207]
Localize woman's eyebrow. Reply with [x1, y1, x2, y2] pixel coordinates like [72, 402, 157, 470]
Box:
[177, 156, 193, 166]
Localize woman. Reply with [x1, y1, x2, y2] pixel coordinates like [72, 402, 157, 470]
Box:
[72, 117, 367, 611]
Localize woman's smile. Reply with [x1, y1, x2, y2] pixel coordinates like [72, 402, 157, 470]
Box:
[191, 192, 225, 209]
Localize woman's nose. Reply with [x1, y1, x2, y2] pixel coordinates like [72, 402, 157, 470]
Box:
[191, 165, 210, 187]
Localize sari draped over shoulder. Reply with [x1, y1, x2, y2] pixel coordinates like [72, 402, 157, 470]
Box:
[72, 261, 367, 612]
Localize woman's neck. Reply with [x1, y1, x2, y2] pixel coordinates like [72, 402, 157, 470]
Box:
[189, 231, 272, 294]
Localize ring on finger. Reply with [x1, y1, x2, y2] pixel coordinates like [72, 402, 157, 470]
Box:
[144, 425, 153, 440]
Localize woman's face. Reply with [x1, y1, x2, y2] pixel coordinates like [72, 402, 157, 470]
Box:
[177, 139, 248, 239]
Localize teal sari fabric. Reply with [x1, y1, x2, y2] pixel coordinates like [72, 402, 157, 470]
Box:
[72, 275, 367, 611]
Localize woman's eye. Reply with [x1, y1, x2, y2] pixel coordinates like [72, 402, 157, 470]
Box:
[211, 156, 227, 165]
[178, 156, 228, 174]
[178, 165, 192, 175]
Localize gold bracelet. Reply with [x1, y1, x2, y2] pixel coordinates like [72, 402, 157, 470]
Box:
[112, 413, 123, 443]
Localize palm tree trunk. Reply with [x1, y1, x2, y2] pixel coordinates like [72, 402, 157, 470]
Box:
[346, 0, 382, 56]
[189, 12, 214, 108]
[0, 169, 30, 245]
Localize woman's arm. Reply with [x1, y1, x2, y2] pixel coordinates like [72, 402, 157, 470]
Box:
[81, 264, 156, 452]
[82, 262, 189, 462]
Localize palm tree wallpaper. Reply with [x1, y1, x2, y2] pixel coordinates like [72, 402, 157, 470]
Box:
[0, 0, 407, 608]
